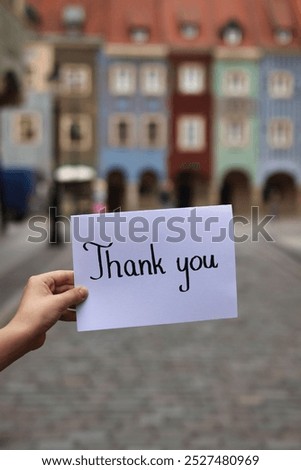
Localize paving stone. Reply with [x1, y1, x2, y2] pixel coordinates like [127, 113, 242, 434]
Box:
[0, 218, 301, 449]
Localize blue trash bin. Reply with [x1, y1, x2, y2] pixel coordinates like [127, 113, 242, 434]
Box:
[0, 168, 36, 220]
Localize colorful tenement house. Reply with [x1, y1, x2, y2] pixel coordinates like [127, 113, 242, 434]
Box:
[2, 0, 301, 215]
[98, 0, 169, 210]
[0, 0, 32, 221]
[15, 0, 104, 213]
[211, 0, 260, 214]
[162, 0, 214, 208]
[1, 41, 54, 181]
[256, 0, 301, 215]
[28, 0, 102, 170]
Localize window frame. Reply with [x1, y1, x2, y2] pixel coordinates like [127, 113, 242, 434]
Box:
[129, 26, 150, 44]
[221, 117, 250, 148]
[59, 113, 93, 152]
[222, 69, 251, 97]
[223, 27, 243, 46]
[268, 70, 294, 99]
[177, 115, 206, 152]
[139, 113, 167, 149]
[179, 22, 200, 40]
[109, 63, 136, 96]
[274, 28, 293, 46]
[108, 113, 136, 148]
[267, 118, 294, 150]
[59, 63, 92, 97]
[11, 111, 43, 146]
[140, 63, 167, 96]
[178, 62, 206, 95]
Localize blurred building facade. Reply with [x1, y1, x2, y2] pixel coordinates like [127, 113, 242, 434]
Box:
[2, 0, 301, 215]
[3, 1, 102, 215]
[0, 0, 24, 106]
[163, 0, 213, 208]
[99, 0, 169, 210]
[257, 0, 301, 215]
[1, 39, 54, 180]
[212, 0, 260, 215]
[0, 0, 29, 223]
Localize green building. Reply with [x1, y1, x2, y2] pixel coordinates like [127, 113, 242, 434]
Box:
[213, 50, 260, 213]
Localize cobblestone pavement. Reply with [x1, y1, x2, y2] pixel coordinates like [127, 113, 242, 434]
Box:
[0, 216, 300, 449]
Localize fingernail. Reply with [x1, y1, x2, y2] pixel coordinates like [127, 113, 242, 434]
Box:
[79, 287, 88, 299]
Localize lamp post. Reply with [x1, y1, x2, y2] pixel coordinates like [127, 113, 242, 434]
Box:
[0, 71, 23, 234]
[0, 123, 8, 233]
[47, 60, 62, 245]
[0, 166, 8, 233]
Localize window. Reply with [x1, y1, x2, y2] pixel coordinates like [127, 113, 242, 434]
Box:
[62, 5, 86, 33]
[222, 70, 250, 97]
[222, 118, 249, 147]
[109, 114, 136, 148]
[130, 27, 150, 43]
[177, 116, 206, 152]
[274, 28, 293, 45]
[12, 112, 42, 145]
[268, 118, 293, 149]
[224, 28, 242, 45]
[140, 64, 167, 96]
[178, 63, 206, 94]
[109, 64, 136, 96]
[180, 22, 200, 40]
[60, 64, 92, 96]
[221, 21, 243, 46]
[60, 113, 92, 152]
[23, 44, 54, 91]
[140, 114, 167, 148]
[268, 71, 294, 99]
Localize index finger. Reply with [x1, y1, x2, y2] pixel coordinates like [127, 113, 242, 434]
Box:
[38, 270, 75, 288]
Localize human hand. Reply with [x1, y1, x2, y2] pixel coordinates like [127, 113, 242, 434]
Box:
[0, 271, 88, 371]
[10, 270, 88, 350]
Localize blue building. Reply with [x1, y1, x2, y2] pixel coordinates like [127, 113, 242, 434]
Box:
[259, 54, 301, 213]
[98, 45, 169, 209]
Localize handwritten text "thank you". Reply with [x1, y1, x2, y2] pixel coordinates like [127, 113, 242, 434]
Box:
[82, 242, 218, 293]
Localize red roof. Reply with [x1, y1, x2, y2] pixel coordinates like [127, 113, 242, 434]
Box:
[267, 0, 295, 29]
[102, 0, 163, 43]
[211, 0, 255, 47]
[28, 0, 164, 43]
[161, 0, 215, 48]
[27, 0, 301, 48]
[252, 0, 301, 47]
[27, 0, 107, 35]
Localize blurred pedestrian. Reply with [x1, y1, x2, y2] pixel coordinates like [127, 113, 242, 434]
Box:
[159, 179, 174, 208]
[0, 270, 88, 371]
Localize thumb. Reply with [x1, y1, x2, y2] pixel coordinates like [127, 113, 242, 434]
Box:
[54, 286, 89, 314]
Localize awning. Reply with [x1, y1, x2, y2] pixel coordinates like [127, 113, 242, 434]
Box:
[54, 165, 97, 183]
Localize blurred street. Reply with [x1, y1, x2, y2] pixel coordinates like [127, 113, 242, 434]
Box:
[0, 216, 300, 449]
